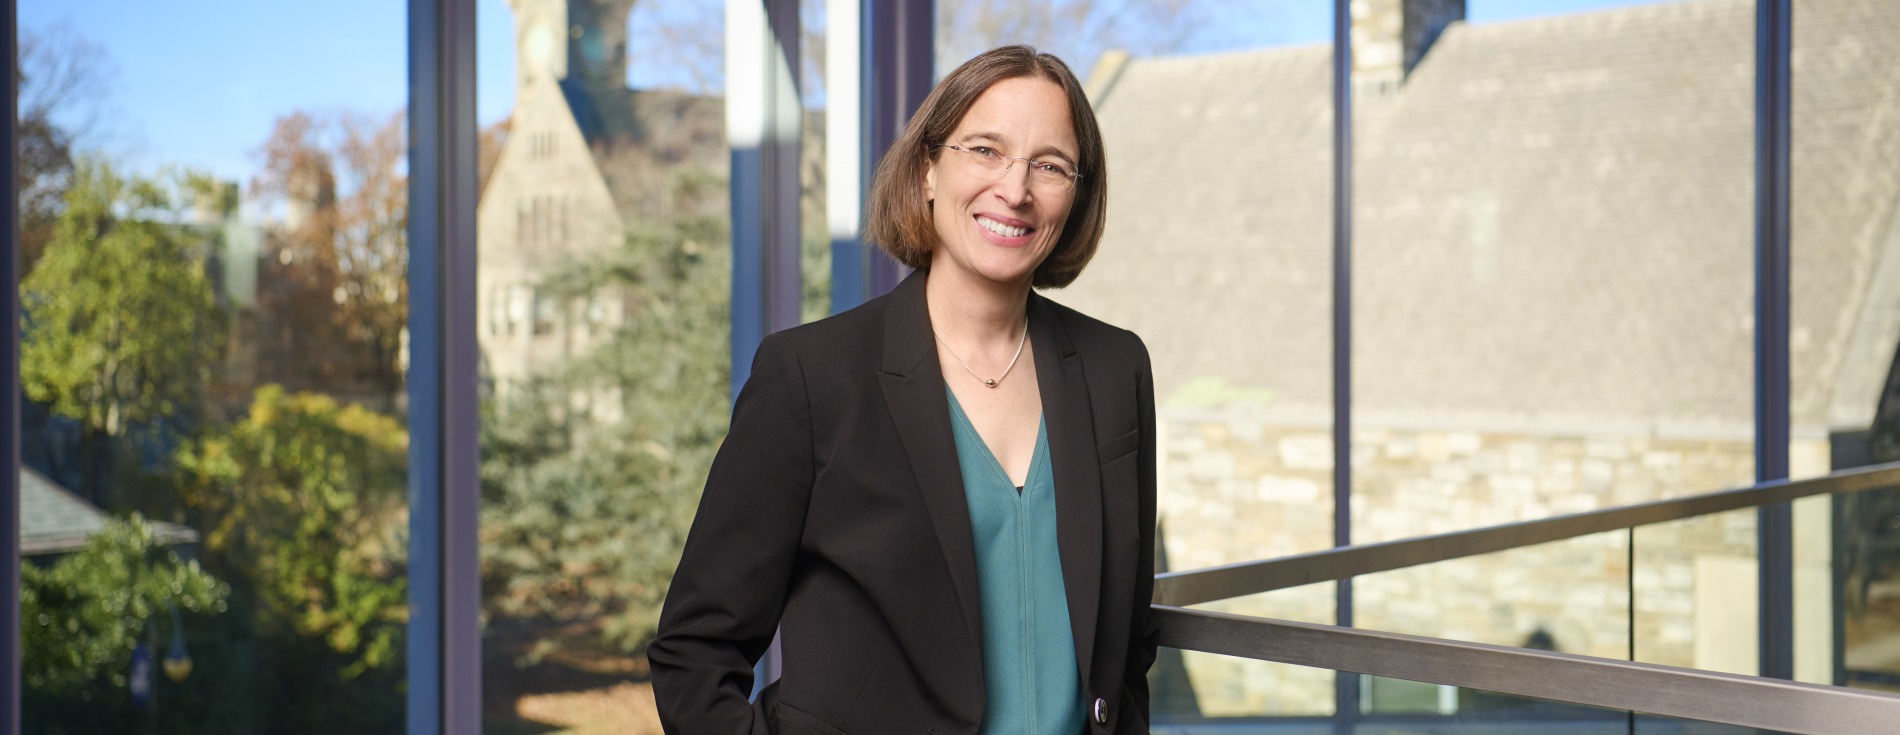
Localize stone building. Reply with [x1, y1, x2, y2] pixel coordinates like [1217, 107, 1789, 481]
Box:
[477, 0, 724, 396]
[1060, 0, 1900, 715]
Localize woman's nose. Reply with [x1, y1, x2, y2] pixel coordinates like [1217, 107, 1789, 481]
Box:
[993, 161, 1033, 205]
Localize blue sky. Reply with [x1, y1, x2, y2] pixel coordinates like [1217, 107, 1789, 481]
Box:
[20, 0, 1658, 184]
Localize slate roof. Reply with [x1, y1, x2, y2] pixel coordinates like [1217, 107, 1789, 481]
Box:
[1055, 0, 1900, 432]
[20, 468, 197, 556]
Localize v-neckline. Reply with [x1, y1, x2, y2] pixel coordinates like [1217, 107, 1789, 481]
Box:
[945, 387, 1045, 492]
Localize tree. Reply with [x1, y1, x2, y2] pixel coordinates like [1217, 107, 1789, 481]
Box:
[172, 384, 408, 682]
[21, 515, 229, 735]
[481, 167, 731, 655]
[20, 159, 226, 505]
[248, 111, 409, 408]
[17, 25, 117, 272]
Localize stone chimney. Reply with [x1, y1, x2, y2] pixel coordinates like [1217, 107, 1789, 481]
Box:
[1351, 0, 1465, 89]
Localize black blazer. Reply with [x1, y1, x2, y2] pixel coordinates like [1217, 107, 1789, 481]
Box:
[650, 270, 1158, 735]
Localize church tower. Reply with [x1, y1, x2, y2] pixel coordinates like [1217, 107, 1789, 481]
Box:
[479, 0, 637, 394]
[509, 0, 636, 144]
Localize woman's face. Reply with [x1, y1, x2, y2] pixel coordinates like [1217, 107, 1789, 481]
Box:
[924, 76, 1079, 290]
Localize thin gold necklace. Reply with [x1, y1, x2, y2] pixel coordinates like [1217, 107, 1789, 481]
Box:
[935, 316, 1028, 388]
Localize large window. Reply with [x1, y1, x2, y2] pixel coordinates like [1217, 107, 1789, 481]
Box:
[16, 2, 409, 732]
[1346, 0, 1759, 694]
[10, 1, 1900, 733]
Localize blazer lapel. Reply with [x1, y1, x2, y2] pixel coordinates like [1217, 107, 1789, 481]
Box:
[876, 272, 987, 679]
[1029, 294, 1104, 690]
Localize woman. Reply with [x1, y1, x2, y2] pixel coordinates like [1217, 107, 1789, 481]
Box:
[650, 45, 1157, 735]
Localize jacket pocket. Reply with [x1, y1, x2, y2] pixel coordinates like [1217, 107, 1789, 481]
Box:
[1097, 428, 1140, 465]
[777, 701, 852, 735]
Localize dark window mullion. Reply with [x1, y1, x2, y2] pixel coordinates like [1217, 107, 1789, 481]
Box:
[1754, 0, 1795, 682]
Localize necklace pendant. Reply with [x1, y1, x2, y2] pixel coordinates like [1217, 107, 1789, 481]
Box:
[984, 379, 998, 388]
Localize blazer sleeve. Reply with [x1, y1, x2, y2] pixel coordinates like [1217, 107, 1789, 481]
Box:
[650, 332, 814, 734]
[1119, 332, 1160, 733]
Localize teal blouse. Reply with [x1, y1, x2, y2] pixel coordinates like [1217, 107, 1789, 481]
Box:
[946, 388, 1086, 735]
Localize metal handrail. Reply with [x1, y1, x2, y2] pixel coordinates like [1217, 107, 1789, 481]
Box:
[1154, 460, 1900, 607]
[1155, 605, 1900, 735]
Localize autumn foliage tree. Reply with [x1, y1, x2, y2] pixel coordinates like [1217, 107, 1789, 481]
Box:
[248, 111, 408, 409]
[17, 26, 115, 273]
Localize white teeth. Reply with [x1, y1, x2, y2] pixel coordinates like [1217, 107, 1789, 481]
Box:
[977, 216, 1028, 238]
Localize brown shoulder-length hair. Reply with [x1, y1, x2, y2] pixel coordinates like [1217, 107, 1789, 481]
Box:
[863, 45, 1107, 289]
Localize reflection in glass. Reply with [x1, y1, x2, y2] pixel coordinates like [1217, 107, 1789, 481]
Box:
[1150, 652, 1766, 734]
[1169, 584, 1337, 719]
[1632, 511, 1758, 675]
[476, 0, 733, 731]
[1356, 534, 1631, 661]
[17, 3, 409, 732]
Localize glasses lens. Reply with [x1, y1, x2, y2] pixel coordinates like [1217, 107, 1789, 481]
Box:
[1029, 165, 1075, 193]
[967, 148, 1007, 172]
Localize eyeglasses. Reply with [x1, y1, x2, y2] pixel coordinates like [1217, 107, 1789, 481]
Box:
[933, 144, 1082, 195]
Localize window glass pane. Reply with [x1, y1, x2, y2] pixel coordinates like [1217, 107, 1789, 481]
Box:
[476, 0, 730, 730]
[1789, 0, 1900, 691]
[1632, 510, 1758, 676]
[1349, 4, 1757, 660]
[1174, 584, 1338, 719]
[18, 2, 409, 731]
[1350, 0, 1756, 544]
[1355, 533, 1632, 660]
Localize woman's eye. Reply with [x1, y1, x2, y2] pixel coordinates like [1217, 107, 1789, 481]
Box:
[969, 146, 998, 157]
[1035, 163, 1064, 175]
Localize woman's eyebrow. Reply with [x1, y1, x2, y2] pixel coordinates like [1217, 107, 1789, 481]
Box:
[957, 131, 1077, 164]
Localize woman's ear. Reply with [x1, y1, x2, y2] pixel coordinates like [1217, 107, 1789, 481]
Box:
[923, 160, 937, 203]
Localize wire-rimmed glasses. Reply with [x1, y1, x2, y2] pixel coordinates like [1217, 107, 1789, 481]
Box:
[933, 144, 1082, 195]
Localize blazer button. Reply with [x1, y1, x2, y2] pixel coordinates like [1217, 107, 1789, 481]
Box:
[1093, 697, 1108, 725]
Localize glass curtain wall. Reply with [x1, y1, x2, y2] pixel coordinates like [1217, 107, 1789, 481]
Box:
[1788, 0, 1900, 695]
[16, 1, 410, 732]
[969, 0, 1341, 720]
[1345, 1, 1758, 714]
[471, 0, 753, 730]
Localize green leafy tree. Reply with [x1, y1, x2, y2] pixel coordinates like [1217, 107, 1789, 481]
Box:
[172, 384, 408, 683]
[20, 159, 225, 504]
[482, 167, 731, 655]
[170, 385, 408, 732]
[21, 514, 228, 735]
[165, 386, 405, 731]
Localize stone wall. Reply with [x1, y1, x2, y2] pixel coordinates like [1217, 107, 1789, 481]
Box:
[1157, 408, 1831, 714]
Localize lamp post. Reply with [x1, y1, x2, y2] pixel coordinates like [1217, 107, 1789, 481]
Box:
[133, 566, 193, 733]
[162, 603, 192, 683]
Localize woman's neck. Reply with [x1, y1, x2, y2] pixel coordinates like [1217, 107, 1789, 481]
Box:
[923, 268, 1030, 350]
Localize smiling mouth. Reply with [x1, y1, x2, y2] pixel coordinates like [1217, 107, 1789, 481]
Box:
[976, 215, 1030, 238]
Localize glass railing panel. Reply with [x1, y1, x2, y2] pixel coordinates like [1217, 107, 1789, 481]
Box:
[1631, 509, 1759, 675]
[17, 2, 410, 732]
[1352, 532, 1633, 661]
[1166, 583, 1339, 719]
[1151, 651, 1767, 734]
[1833, 486, 1900, 695]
